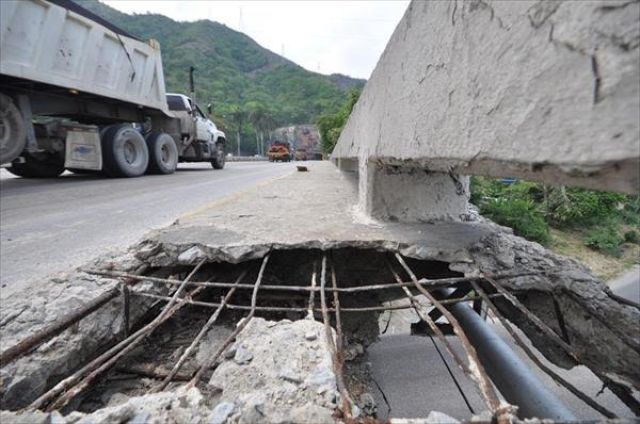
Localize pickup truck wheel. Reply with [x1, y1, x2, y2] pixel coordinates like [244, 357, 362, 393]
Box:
[0, 93, 27, 164]
[7, 151, 65, 178]
[211, 142, 225, 170]
[146, 132, 178, 174]
[101, 124, 149, 177]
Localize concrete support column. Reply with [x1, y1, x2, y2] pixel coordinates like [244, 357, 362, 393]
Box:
[358, 160, 469, 222]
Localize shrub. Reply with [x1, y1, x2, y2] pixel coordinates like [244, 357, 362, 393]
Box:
[585, 225, 624, 257]
[481, 198, 550, 245]
[624, 230, 639, 244]
[547, 188, 626, 228]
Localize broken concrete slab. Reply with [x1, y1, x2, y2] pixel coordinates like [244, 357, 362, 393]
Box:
[1, 161, 638, 420]
[137, 162, 640, 393]
[137, 162, 492, 267]
[0, 251, 170, 409]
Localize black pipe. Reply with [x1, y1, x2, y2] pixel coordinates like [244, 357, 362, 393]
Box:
[443, 293, 577, 421]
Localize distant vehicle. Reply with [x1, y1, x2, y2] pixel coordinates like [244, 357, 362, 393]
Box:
[267, 142, 291, 162]
[0, 0, 225, 178]
[295, 149, 308, 161]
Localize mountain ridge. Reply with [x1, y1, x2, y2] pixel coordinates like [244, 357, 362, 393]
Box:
[77, 0, 365, 130]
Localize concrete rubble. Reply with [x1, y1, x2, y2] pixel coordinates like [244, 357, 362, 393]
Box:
[0, 162, 638, 422]
[1, 318, 340, 424]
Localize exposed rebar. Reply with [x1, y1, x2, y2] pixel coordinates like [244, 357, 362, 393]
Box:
[319, 256, 351, 420]
[85, 268, 553, 294]
[152, 270, 248, 393]
[189, 253, 270, 386]
[395, 253, 506, 416]
[130, 291, 502, 313]
[482, 274, 640, 415]
[29, 260, 206, 411]
[307, 261, 317, 319]
[470, 281, 616, 419]
[386, 261, 472, 377]
[330, 263, 354, 417]
[0, 264, 148, 367]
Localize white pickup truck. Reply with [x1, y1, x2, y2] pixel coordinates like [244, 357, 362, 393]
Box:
[0, 0, 226, 178]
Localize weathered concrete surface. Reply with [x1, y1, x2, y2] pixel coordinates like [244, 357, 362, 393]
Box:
[138, 163, 493, 266]
[333, 0, 640, 194]
[138, 162, 640, 392]
[358, 162, 470, 222]
[208, 318, 338, 424]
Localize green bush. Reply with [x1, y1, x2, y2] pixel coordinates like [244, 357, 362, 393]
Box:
[546, 188, 626, 228]
[624, 230, 640, 244]
[481, 198, 550, 245]
[470, 177, 640, 256]
[585, 225, 624, 257]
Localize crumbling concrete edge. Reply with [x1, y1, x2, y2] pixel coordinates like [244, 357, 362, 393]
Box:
[135, 220, 640, 393]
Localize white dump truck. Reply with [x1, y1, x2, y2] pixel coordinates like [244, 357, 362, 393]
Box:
[0, 0, 226, 178]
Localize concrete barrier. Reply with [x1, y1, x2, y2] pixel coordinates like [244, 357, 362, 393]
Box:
[333, 0, 639, 221]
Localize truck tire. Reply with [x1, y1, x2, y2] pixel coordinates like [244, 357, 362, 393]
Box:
[101, 124, 149, 178]
[0, 93, 27, 164]
[211, 141, 225, 170]
[7, 151, 65, 178]
[145, 132, 178, 174]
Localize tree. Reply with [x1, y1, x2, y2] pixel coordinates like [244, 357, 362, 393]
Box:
[226, 104, 247, 156]
[247, 102, 278, 155]
[316, 89, 361, 154]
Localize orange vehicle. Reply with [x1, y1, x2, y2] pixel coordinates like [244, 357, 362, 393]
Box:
[267, 142, 291, 162]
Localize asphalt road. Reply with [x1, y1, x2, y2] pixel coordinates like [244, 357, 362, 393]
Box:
[609, 265, 640, 304]
[0, 161, 295, 300]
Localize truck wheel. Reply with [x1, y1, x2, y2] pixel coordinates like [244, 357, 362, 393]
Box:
[211, 142, 225, 170]
[0, 93, 27, 164]
[101, 124, 149, 178]
[7, 151, 65, 178]
[145, 132, 178, 174]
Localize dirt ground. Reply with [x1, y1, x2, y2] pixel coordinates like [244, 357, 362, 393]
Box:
[549, 228, 639, 281]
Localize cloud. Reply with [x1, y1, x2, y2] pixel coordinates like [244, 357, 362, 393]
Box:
[102, 0, 409, 79]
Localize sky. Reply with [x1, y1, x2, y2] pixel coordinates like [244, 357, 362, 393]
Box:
[102, 1, 410, 80]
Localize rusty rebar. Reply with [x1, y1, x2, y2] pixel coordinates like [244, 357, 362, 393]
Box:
[395, 253, 505, 415]
[387, 262, 472, 377]
[0, 264, 148, 368]
[482, 274, 640, 415]
[330, 263, 354, 418]
[29, 260, 206, 411]
[152, 270, 247, 393]
[130, 290, 502, 313]
[307, 261, 317, 320]
[189, 254, 270, 387]
[318, 256, 349, 420]
[85, 268, 552, 294]
[115, 364, 192, 382]
[470, 280, 617, 419]
[121, 283, 130, 338]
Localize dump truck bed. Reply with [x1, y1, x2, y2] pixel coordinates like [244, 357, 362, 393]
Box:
[0, 0, 169, 113]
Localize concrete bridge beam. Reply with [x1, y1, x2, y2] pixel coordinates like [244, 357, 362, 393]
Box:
[332, 0, 640, 222]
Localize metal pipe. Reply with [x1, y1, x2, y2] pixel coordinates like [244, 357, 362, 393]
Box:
[441, 289, 577, 421]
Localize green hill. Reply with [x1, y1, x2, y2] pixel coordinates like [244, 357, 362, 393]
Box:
[77, 0, 365, 154]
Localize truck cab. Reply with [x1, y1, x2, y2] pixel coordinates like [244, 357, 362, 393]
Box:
[166, 94, 223, 144]
[166, 93, 226, 168]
